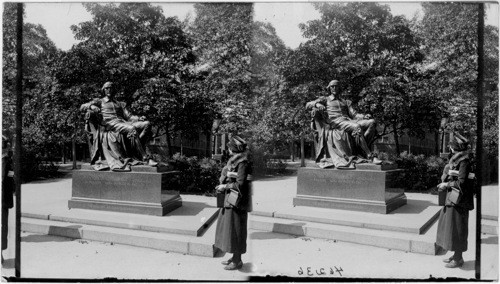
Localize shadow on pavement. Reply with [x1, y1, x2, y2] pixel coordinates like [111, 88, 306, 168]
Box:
[387, 199, 438, 215]
[249, 231, 298, 240]
[21, 233, 75, 243]
[239, 262, 255, 273]
[166, 201, 214, 217]
[253, 174, 297, 182]
[1, 258, 14, 269]
[460, 260, 475, 271]
[481, 235, 498, 245]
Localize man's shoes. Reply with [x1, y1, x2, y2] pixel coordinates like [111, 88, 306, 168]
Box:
[372, 157, 383, 165]
[92, 164, 110, 171]
[443, 257, 454, 263]
[130, 160, 141, 166]
[224, 261, 243, 270]
[112, 165, 131, 172]
[148, 159, 159, 167]
[221, 258, 233, 265]
[445, 259, 464, 268]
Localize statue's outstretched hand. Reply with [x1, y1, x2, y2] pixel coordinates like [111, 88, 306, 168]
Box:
[315, 103, 325, 111]
[139, 116, 146, 121]
[90, 105, 101, 112]
[364, 114, 372, 119]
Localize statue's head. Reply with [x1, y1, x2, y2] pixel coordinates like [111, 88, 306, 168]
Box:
[227, 135, 247, 154]
[326, 79, 341, 95]
[101, 82, 116, 97]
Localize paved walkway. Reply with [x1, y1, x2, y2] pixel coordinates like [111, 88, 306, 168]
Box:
[1, 169, 498, 280]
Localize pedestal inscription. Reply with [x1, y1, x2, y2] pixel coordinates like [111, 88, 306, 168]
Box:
[294, 166, 406, 214]
[69, 167, 182, 216]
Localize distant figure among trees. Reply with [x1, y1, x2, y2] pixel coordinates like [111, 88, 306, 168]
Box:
[80, 82, 158, 171]
[306, 79, 382, 168]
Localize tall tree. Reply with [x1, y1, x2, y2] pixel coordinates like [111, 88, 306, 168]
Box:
[279, 3, 440, 155]
[248, 21, 292, 153]
[3, 2, 62, 171]
[53, 3, 211, 156]
[189, 3, 254, 135]
[417, 3, 498, 158]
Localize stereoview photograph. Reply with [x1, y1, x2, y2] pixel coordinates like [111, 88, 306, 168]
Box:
[1, 1, 498, 281]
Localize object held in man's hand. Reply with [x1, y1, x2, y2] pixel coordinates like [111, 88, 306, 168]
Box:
[227, 171, 238, 178]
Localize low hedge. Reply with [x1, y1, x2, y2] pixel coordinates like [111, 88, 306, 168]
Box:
[251, 148, 288, 176]
[163, 153, 224, 196]
[395, 151, 447, 192]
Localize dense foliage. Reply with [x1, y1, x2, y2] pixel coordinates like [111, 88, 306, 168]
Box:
[2, 2, 497, 185]
[416, 3, 498, 156]
[166, 154, 223, 195]
[189, 3, 254, 135]
[395, 152, 447, 192]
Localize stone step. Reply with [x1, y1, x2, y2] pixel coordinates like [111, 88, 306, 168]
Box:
[482, 214, 498, 221]
[481, 219, 498, 235]
[249, 214, 439, 255]
[21, 217, 218, 257]
[22, 199, 220, 237]
[252, 201, 441, 235]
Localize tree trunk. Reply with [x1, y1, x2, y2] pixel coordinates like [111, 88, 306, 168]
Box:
[180, 132, 183, 156]
[72, 120, 77, 169]
[290, 141, 295, 162]
[165, 129, 172, 158]
[408, 135, 411, 154]
[62, 143, 66, 164]
[393, 124, 400, 156]
[205, 131, 211, 158]
[300, 133, 305, 167]
[434, 131, 440, 156]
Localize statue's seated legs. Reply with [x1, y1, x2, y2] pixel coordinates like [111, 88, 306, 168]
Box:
[107, 120, 152, 144]
[333, 118, 379, 161]
[355, 118, 377, 145]
[132, 120, 152, 144]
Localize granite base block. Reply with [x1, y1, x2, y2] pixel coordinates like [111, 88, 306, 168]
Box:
[294, 166, 406, 214]
[69, 168, 182, 216]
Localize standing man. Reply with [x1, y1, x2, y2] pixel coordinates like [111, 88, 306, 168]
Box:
[306, 79, 381, 164]
[81, 82, 157, 167]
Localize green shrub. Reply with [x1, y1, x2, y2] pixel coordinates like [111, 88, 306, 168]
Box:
[21, 150, 61, 182]
[266, 159, 288, 174]
[251, 147, 289, 176]
[166, 153, 223, 196]
[395, 151, 446, 192]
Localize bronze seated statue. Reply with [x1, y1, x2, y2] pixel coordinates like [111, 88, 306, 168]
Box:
[307, 79, 382, 169]
[82, 82, 158, 172]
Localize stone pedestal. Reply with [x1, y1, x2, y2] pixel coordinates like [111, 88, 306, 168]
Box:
[293, 164, 406, 214]
[69, 165, 182, 216]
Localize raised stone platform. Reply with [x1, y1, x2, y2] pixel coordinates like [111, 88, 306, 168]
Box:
[69, 165, 182, 216]
[251, 193, 442, 255]
[23, 193, 221, 257]
[294, 165, 406, 214]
